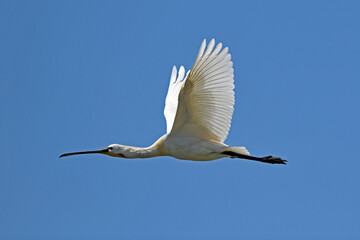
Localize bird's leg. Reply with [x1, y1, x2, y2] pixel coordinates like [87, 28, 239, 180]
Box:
[258, 155, 287, 164]
[221, 151, 287, 165]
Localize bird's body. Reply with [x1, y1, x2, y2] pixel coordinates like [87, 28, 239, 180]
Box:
[158, 134, 227, 161]
[61, 39, 286, 164]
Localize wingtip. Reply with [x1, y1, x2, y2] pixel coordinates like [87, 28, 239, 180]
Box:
[201, 39, 207, 48]
[170, 65, 178, 83]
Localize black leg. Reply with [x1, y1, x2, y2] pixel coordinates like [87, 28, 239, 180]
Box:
[259, 155, 287, 164]
[221, 151, 287, 165]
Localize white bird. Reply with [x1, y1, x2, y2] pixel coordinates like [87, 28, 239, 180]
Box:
[60, 39, 286, 164]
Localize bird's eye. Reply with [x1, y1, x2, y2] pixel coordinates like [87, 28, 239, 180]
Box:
[108, 147, 113, 150]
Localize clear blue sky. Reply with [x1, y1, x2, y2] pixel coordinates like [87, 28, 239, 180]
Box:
[1, 0, 359, 239]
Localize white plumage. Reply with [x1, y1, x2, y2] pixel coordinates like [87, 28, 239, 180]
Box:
[166, 39, 235, 142]
[164, 65, 187, 133]
[60, 39, 286, 165]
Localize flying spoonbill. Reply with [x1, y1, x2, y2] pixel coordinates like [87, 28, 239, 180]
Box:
[60, 39, 286, 164]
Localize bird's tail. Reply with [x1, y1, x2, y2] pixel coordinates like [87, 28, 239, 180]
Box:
[225, 146, 250, 156]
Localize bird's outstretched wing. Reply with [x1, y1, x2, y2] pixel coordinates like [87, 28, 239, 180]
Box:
[165, 39, 235, 143]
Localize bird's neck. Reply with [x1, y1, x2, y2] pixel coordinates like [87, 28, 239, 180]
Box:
[118, 135, 166, 159]
[121, 146, 161, 159]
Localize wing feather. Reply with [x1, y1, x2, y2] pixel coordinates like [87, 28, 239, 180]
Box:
[170, 39, 235, 142]
[164, 65, 187, 133]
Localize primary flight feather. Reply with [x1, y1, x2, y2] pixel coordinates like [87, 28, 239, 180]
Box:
[60, 39, 286, 164]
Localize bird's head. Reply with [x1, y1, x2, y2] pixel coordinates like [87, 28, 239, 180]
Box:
[60, 144, 127, 158]
[105, 144, 127, 157]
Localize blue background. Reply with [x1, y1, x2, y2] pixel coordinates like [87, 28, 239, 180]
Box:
[1, 0, 360, 239]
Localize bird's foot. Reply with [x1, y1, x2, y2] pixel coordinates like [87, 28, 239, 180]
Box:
[261, 155, 287, 164]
